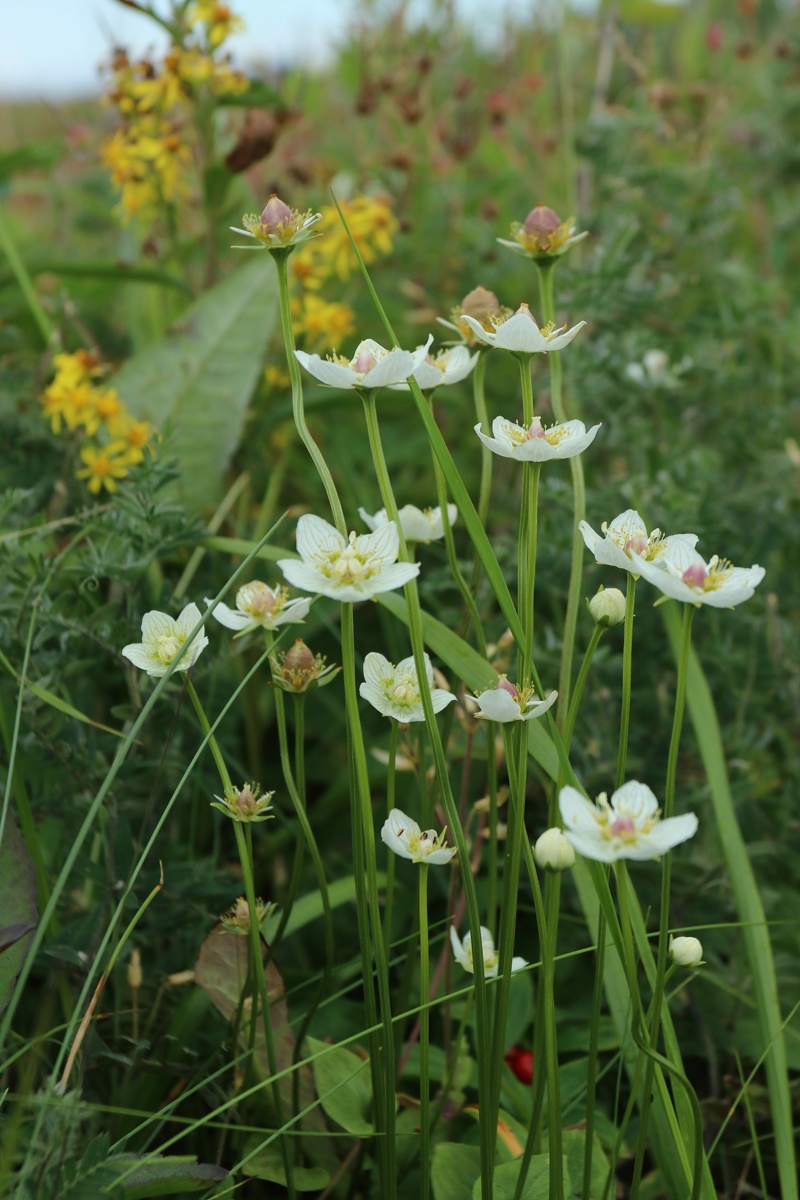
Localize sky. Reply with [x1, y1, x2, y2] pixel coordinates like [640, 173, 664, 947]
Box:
[0, 0, 578, 101]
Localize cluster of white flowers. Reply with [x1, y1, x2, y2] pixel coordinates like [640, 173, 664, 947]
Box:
[581, 508, 764, 608]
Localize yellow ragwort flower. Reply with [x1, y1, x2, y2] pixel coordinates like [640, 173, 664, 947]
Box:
[188, 1, 246, 50]
[75, 444, 131, 494]
[292, 293, 356, 352]
[292, 195, 398, 287]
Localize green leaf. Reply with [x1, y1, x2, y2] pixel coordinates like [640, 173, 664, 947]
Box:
[110, 1153, 226, 1197]
[305, 1035, 374, 1135]
[0, 139, 62, 185]
[431, 1143, 481, 1200]
[0, 647, 125, 738]
[562, 1129, 610, 1199]
[244, 1141, 329, 1190]
[663, 603, 799, 1200]
[0, 816, 37, 1011]
[0, 259, 190, 292]
[113, 258, 277, 511]
[262, 873, 385, 942]
[377, 592, 559, 781]
[476, 1153, 566, 1200]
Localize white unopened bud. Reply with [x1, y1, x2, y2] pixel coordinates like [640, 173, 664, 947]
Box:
[588, 586, 626, 627]
[670, 936, 704, 967]
[127, 947, 142, 991]
[533, 828, 575, 872]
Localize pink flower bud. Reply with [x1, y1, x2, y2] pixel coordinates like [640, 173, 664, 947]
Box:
[624, 535, 648, 557]
[260, 194, 292, 232]
[528, 417, 546, 439]
[353, 348, 377, 375]
[523, 205, 562, 236]
[496, 676, 519, 699]
[610, 816, 635, 836]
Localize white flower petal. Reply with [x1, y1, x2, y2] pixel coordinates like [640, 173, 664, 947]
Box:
[296, 514, 345, 563]
[206, 600, 253, 631]
[367, 562, 421, 593]
[611, 780, 659, 820]
[473, 688, 523, 722]
[294, 350, 358, 389]
[122, 643, 161, 673]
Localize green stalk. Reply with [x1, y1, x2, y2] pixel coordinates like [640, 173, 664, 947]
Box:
[0, 204, 54, 346]
[186, 681, 297, 1200]
[536, 262, 585, 730]
[562, 623, 603, 756]
[270, 249, 346, 534]
[418, 863, 431, 1200]
[383, 720, 400, 949]
[466, 351, 494, 613]
[629, 604, 694, 1198]
[341, 601, 397, 1198]
[616, 576, 637, 790]
[358, 385, 495, 1200]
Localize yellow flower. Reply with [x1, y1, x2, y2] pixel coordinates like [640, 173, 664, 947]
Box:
[108, 414, 157, 464]
[75, 444, 131, 493]
[91, 388, 126, 427]
[188, 1, 245, 50]
[62, 383, 102, 435]
[292, 195, 398, 287]
[293, 293, 356, 352]
[265, 365, 290, 391]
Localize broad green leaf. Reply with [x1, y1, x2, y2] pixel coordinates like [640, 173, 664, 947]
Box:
[0, 816, 37, 1011]
[111, 1154, 227, 1198]
[113, 257, 277, 511]
[431, 1143, 481, 1200]
[377, 592, 559, 781]
[663, 603, 798, 1200]
[305, 1035, 374, 1135]
[562, 1129, 610, 1199]
[262, 873, 386, 943]
[476, 1153, 566, 1200]
[241, 1142, 329, 1191]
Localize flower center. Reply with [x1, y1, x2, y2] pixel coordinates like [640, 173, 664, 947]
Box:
[155, 634, 182, 663]
[332, 548, 366, 582]
[352, 348, 377, 375]
[239, 582, 279, 617]
[390, 680, 419, 705]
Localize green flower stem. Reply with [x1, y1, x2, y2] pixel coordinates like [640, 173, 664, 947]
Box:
[0, 204, 54, 347]
[359, 388, 495, 1200]
[616, 576, 637, 790]
[418, 863, 431, 1200]
[582, 896, 607, 1200]
[428, 397, 485, 650]
[271, 248, 346, 535]
[562, 623, 604, 757]
[630, 602, 694, 1198]
[383, 719, 400, 949]
[293, 694, 306, 801]
[465, 351, 493, 615]
[536, 261, 585, 731]
[485, 723, 500, 938]
[513, 827, 563, 1200]
[341, 601, 397, 1199]
[186, 681, 296, 1200]
[490, 723, 529, 1125]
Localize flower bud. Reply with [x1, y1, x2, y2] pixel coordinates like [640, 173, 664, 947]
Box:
[458, 285, 502, 329]
[127, 947, 142, 991]
[670, 936, 704, 968]
[588, 586, 626, 627]
[533, 828, 575, 872]
[260, 193, 293, 232]
[220, 896, 271, 935]
[211, 781, 274, 823]
[271, 639, 340, 693]
[523, 205, 562, 236]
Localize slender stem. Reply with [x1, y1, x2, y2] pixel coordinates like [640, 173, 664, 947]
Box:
[537, 263, 585, 732]
[341, 602, 397, 1198]
[562, 624, 603, 757]
[186, 682, 296, 1200]
[360, 391, 495, 1200]
[271, 249, 346, 534]
[383, 719, 399, 949]
[466, 351, 493, 613]
[582, 901, 607, 1200]
[629, 603, 695, 1197]
[0, 204, 54, 346]
[616, 576, 637, 790]
[418, 863, 431, 1200]
[484, 721, 500, 938]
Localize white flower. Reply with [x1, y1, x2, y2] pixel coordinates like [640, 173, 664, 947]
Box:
[559, 781, 698, 864]
[449, 925, 528, 978]
[381, 808, 457, 865]
[579, 510, 699, 576]
[462, 303, 586, 353]
[475, 415, 600, 462]
[473, 677, 557, 723]
[497, 206, 588, 260]
[358, 503, 457, 544]
[205, 581, 311, 636]
[390, 344, 478, 390]
[634, 540, 765, 609]
[625, 349, 692, 389]
[295, 334, 433, 390]
[360, 651, 456, 722]
[533, 828, 575, 872]
[278, 515, 420, 603]
[670, 936, 704, 968]
[121, 604, 209, 677]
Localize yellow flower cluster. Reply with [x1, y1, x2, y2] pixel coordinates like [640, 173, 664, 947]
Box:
[40, 351, 157, 494]
[102, 13, 247, 222]
[290, 196, 399, 352]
